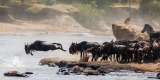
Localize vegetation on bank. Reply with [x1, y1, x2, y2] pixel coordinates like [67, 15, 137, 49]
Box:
[0, 0, 160, 29]
[140, 0, 160, 18]
[1, 0, 160, 17]
[0, 0, 130, 20]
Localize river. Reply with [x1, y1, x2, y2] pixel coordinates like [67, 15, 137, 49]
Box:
[0, 32, 157, 80]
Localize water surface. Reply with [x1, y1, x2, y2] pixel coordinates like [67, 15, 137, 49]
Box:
[0, 33, 157, 80]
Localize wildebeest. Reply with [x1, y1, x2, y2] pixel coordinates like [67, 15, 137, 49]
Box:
[69, 39, 160, 63]
[101, 41, 134, 63]
[141, 24, 160, 41]
[69, 41, 100, 61]
[4, 71, 33, 77]
[25, 40, 66, 56]
[151, 40, 160, 62]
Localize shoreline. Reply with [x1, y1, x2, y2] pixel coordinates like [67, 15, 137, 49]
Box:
[0, 32, 114, 40]
[39, 58, 160, 73]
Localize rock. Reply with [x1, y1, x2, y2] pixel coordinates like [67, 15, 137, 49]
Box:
[70, 65, 83, 74]
[112, 23, 149, 41]
[148, 73, 160, 79]
[86, 64, 101, 70]
[134, 69, 145, 73]
[97, 66, 111, 74]
[56, 67, 70, 75]
[82, 67, 99, 75]
[48, 63, 56, 67]
[4, 71, 29, 77]
[63, 71, 70, 75]
[157, 73, 160, 79]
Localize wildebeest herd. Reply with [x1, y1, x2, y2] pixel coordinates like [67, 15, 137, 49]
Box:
[25, 24, 160, 64]
[69, 40, 160, 63]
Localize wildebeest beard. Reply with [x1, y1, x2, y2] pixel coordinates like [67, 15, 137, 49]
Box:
[25, 45, 30, 55]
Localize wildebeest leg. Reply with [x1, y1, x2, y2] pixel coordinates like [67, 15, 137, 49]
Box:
[91, 52, 98, 61]
[80, 52, 82, 61]
[113, 54, 117, 62]
[82, 52, 84, 61]
[116, 51, 122, 63]
[84, 52, 88, 61]
[108, 55, 112, 62]
[91, 55, 94, 61]
[60, 48, 66, 51]
[101, 56, 106, 61]
[116, 53, 120, 63]
[30, 50, 33, 56]
[80, 53, 82, 61]
[59, 45, 66, 51]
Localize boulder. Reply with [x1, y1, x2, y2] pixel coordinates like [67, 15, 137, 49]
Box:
[157, 73, 160, 79]
[4, 71, 33, 77]
[97, 66, 114, 74]
[82, 67, 99, 75]
[112, 22, 149, 41]
[56, 67, 70, 75]
[70, 65, 83, 74]
[48, 63, 56, 67]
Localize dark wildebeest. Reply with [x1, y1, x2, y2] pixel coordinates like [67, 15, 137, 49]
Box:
[151, 40, 160, 62]
[133, 41, 151, 63]
[141, 24, 160, 42]
[87, 45, 103, 61]
[113, 44, 128, 63]
[69, 41, 100, 61]
[101, 41, 128, 63]
[25, 40, 66, 56]
[100, 41, 113, 61]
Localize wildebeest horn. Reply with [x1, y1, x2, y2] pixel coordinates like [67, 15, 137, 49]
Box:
[111, 39, 114, 43]
[25, 42, 28, 45]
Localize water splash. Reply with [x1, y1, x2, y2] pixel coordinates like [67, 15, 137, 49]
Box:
[12, 56, 25, 68]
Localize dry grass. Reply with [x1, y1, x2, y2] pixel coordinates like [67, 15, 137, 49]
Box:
[129, 63, 160, 72]
[111, 3, 140, 9]
[80, 62, 160, 72]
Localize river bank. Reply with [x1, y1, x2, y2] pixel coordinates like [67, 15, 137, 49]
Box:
[39, 58, 160, 73]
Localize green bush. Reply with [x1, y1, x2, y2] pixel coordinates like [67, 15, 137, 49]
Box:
[57, 0, 112, 9]
[72, 3, 106, 29]
[140, 0, 160, 16]
[39, 0, 56, 5]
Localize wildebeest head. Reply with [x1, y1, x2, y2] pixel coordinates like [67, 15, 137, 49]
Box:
[25, 44, 30, 55]
[152, 40, 160, 48]
[141, 24, 154, 33]
[69, 42, 77, 54]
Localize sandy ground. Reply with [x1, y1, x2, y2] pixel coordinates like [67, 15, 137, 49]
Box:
[39, 56, 160, 72]
[0, 20, 89, 33]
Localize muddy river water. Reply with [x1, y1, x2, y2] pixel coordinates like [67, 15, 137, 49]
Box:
[0, 33, 158, 80]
